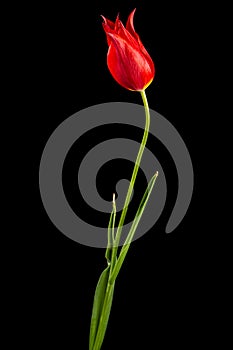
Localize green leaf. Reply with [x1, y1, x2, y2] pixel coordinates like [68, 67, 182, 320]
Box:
[89, 266, 110, 350]
[105, 194, 117, 264]
[109, 171, 159, 284]
[92, 282, 115, 350]
[105, 211, 114, 264]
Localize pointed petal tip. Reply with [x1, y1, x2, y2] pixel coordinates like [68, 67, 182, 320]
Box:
[101, 15, 107, 23]
[129, 8, 137, 18]
[126, 8, 138, 37]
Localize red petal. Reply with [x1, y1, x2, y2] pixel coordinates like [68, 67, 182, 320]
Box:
[102, 12, 139, 50]
[101, 15, 115, 30]
[107, 33, 154, 91]
[126, 8, 155, 76]
[114, 16, 139, 49]
[126, 8, 138, 40]
[102, 16, 116, 46]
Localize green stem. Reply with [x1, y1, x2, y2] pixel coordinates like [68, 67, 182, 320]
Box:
[90, 90, 151, 350]
[111, 90, 150, 254]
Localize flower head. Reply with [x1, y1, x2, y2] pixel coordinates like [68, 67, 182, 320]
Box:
[102, 9, 155, 91]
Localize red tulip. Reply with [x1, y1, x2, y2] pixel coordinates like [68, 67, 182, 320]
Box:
[102, 9, 155, 91]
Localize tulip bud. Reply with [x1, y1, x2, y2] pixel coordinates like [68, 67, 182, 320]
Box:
[102, 9, 155, 91]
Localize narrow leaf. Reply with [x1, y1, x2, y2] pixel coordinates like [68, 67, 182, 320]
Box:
[89, 266, 110, 350]
[105, 194, 117, 263]
[110, 172, 159, 283]
[105, 211, 114, 264]
[112, 193, 117, 244]
[93, 282, 115, 350]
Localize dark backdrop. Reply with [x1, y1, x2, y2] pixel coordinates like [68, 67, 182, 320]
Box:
[30, 0, 212, 348]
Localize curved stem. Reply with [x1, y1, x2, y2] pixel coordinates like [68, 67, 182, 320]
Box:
[112, 90, 150, 253]
[90, 90, 151, 350]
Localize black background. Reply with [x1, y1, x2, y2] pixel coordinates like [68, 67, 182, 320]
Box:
[24, 0, 217, 348]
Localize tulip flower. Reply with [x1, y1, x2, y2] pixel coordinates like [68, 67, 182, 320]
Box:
[89, 9, 158, 350]
[102, 8, 155, 91]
